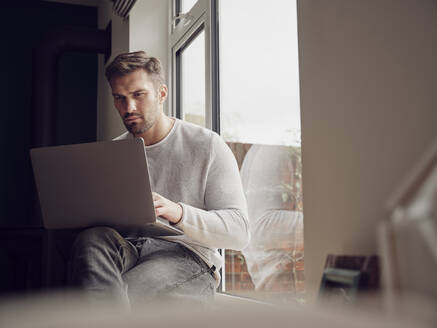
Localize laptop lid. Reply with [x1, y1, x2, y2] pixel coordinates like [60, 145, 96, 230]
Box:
[30, 138, 182, 236]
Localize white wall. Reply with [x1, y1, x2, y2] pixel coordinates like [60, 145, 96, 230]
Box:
[96, 1, 130, 141]
[129, 0, 170, 115]
[96, 0, 169, 141]
[298, 0, 437, 299]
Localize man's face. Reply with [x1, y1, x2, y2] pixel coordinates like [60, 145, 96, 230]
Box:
[110, 69, 167, 136]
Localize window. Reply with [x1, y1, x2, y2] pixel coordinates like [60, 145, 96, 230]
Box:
[177, 29, 206, 126]
[219, 0, 303, 303]
[180, 0, 197, 13]
[170, 0, 219, 131]
[170, 0, 303, 303]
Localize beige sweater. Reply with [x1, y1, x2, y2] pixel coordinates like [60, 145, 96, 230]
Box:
[114, 119, 250, 284]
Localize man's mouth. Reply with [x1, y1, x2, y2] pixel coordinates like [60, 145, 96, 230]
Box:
[125, 116, 142, 123]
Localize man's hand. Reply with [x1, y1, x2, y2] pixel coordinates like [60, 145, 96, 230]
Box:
[152, 192, 183, 225]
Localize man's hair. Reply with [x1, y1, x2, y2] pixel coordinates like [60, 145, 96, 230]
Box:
[105, 51, 165, 87]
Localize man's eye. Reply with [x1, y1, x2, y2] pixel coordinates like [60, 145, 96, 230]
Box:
[134, 93, 145, 98]
[114, 95, 123, 100]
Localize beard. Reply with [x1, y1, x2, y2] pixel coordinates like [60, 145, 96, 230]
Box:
[123, 111, 158, 136]
[124, 119, 152, 135]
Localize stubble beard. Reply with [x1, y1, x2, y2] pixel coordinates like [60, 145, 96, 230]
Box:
[124, 109, 160, 137]
[125, 119, 153, 136]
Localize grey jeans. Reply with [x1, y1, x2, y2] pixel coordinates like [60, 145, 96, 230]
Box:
[69, 226, 216, 307]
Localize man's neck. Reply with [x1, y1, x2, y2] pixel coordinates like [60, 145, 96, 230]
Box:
[135, 114, 175, 146]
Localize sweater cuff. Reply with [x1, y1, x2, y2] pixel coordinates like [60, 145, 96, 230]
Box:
[171, 202, 186, 229]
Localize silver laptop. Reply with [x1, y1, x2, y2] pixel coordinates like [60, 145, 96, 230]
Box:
[30, 138, 183, 237]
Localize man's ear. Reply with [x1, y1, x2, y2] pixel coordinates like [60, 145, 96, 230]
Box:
[158, 84, 168, 104]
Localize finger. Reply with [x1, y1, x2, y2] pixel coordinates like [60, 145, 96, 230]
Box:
[152, 192, 160, 201]
[153, 199, 164, 208]
[155, 207, 166, 217]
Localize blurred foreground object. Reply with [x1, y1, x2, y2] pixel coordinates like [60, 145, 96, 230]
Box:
[380, 137, 437, 307]
[319, 255, 379, 305]
[0, 290, 435, 328]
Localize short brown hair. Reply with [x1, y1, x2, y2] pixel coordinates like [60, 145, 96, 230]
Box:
[105, 51, 165, 86]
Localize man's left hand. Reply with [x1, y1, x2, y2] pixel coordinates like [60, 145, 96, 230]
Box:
[152, 192, 183, 225]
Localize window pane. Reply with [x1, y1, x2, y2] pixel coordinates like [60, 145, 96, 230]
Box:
[179, 30, 206, 127]
[220, 0, 301, 146]
[181, 0, 197, 14]
[220, 0, 304, 303]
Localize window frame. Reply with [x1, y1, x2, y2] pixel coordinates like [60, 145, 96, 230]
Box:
[169, 0, 220, 133]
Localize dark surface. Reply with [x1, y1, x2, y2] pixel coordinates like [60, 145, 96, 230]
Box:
[324, 254, 380, 290]
[0, 229, 46, 293]
[0, 1, 98, 293]
[0, 1, 98, 229]
[32, 25, 110, 149]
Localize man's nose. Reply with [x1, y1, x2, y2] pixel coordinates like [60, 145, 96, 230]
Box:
[126, 99, 136, 113]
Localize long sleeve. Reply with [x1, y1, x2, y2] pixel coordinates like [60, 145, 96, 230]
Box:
[174, 134, 250, 250]
[248, 209, 302, 249]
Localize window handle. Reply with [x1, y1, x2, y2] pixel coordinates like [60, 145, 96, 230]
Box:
[173, 13, 195, 27]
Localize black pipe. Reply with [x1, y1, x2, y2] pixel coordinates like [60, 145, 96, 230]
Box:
[32, 26, 111, 148]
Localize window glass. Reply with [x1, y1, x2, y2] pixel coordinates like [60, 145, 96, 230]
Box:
[181, 0, 197, 13]
[219, 0, 304, 303]
[179, 30, 206, 127]
[219, 0, 301, 146]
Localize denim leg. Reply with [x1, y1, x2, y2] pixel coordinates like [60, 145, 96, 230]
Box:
[122, 238, 216, 307]
[69, 226, 138, 305]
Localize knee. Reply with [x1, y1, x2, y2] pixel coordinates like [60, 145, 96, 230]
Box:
[72, 226, 121, 251]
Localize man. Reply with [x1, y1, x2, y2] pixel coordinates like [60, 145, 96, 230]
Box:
[69, 51, 249, 306]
